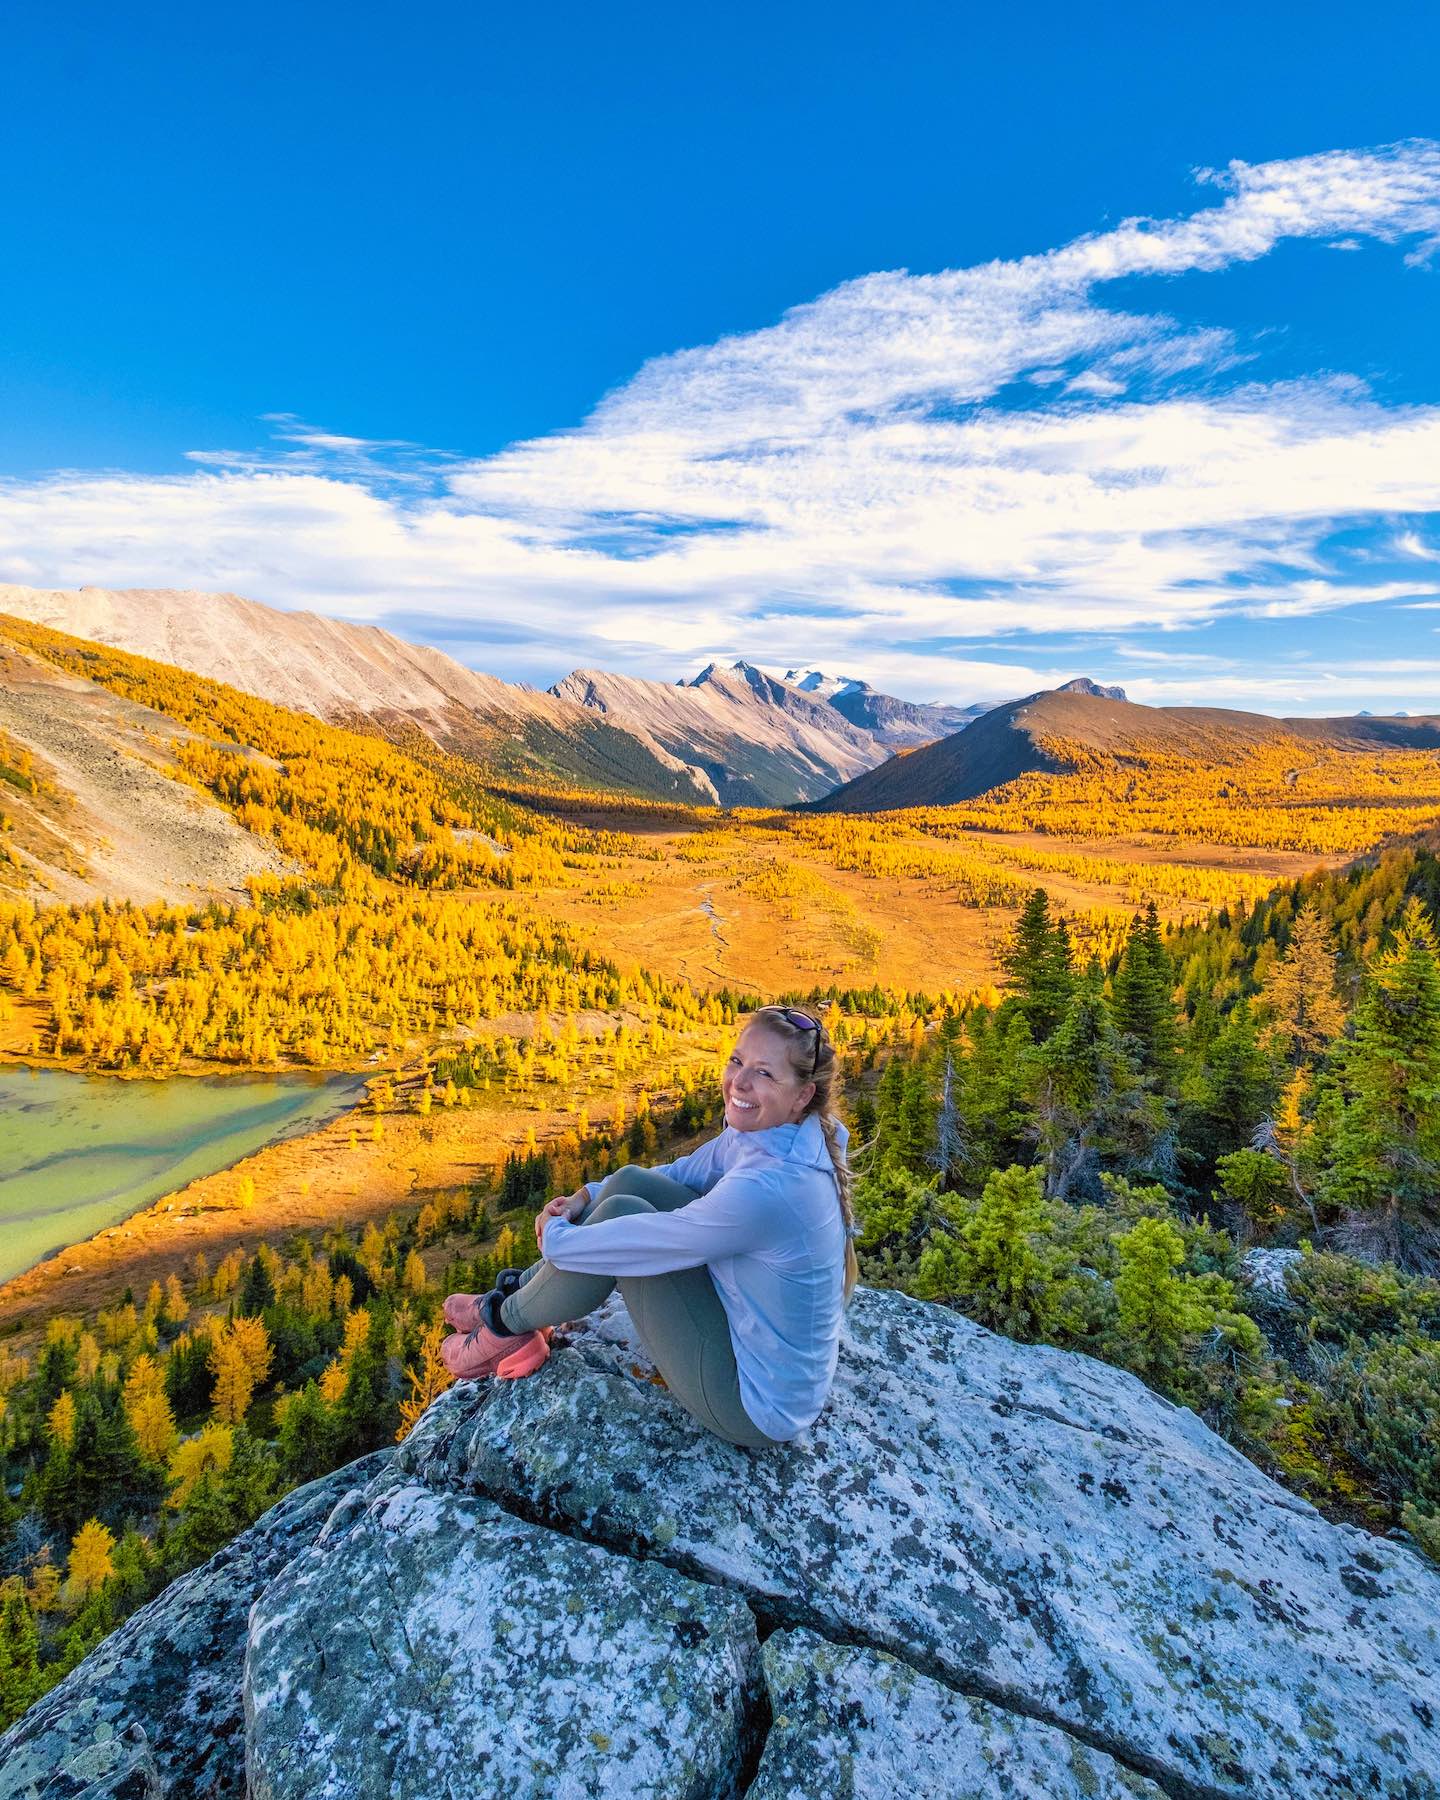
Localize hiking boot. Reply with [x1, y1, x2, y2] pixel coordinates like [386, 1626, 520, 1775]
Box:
[439, 1317, 553, 1382]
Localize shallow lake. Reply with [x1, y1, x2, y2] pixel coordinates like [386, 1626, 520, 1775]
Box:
[0, 1067, 368, 1286]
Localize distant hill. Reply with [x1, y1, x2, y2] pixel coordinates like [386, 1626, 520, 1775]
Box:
[0, 585, 720, 805]
[812, 686, 1440, 812]
[780, 670, 982, 747]
[783, 667, 1126, 748]
[551, 660, 884, 805]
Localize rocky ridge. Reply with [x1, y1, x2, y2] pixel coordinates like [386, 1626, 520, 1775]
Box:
[0, 586, 720, 806]
[551, 663, 885, 805]
[4, 1286, 1439, 1798]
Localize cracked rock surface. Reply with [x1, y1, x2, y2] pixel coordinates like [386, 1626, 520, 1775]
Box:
[752, 1626, 1167, 1799]
[244, 1464, 761, 1800]
[7, 1285, 1440, 1799]
[0, 1452, 393, 1800]
[398, 1286, 1440, 1799]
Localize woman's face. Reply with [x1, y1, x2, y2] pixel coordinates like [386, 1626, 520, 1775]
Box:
[722, 1023, 815, 1133]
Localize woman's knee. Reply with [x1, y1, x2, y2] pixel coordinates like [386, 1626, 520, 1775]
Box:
[597, 1165, 648, 1200]
[587, 1191, 655, 1222]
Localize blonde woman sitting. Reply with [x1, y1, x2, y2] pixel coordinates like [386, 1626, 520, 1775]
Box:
[441, 1006, 859, 1448]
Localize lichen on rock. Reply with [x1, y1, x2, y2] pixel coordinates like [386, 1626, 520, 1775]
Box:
[244, 1465, 762, 1800]
[397, 1286, 1440, 1799]
[752, 1627, 1167, 1799]
[7, 1285, 1440, 1799]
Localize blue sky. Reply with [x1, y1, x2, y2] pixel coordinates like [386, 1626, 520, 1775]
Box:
[2, 1, 1439, 713]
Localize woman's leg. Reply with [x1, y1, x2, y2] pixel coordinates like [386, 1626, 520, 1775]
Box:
[616, 1260, 782, 1450]
[502, 1167, 783, 1450]
[497, 1165, 700, 1331]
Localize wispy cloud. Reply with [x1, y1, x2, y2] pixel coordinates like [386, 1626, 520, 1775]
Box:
[1, 140, 1438, 707]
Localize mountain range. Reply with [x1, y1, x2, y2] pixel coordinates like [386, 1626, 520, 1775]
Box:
[0, 584, 1063, 808]
[7, 582, 1431, 827]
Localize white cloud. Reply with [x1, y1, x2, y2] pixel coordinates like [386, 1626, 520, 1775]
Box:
[1, 140, 1439, 709]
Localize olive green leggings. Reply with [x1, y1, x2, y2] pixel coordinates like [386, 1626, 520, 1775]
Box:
[498, 1164, 784, 1450]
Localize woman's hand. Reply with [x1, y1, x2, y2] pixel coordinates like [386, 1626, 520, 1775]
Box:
[535, 1188, 588, 1250]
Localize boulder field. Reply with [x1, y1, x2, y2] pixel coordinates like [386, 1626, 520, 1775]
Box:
[3, 1285, 1438, 1799]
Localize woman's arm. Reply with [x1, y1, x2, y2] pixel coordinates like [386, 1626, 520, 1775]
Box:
[541, 1172, 784, 1275]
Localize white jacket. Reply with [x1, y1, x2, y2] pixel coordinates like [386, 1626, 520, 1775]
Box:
[540, 1114, 849, 1441]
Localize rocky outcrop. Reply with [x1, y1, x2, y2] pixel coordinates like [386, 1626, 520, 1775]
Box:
[1239, 1247, 1303, 1298]
[6, 1287, 1440, 1799]
[392, 1287, 1440, 1799]
[0, 1452, 393, 1800]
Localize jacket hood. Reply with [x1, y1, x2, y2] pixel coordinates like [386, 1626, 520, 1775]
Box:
[726, 1112, 848, 1173]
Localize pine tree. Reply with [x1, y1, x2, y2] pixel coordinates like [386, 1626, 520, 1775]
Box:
[950, 1159, 1065, 1346]
[1111, 903, 1178, 1089]
[1112, 1217, 1204, 1383]
[0, 1591, 43, 1730]
[871, 1054, 909, 1167]
[1000, 889, 1073, 1040]
[897, 1058, 936, 1169]
[958, 1008, 1033, 1180]
[1031, 967, 1165, 1201]
[276, 1380, 341, 1484]
[1181, 998, 1278, 1172]
[1325, 899, 1440, 1263]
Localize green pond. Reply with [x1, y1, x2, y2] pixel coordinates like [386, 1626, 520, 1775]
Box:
[0, 1067, 368, 1286]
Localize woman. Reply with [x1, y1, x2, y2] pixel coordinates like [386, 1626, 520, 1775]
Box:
[439, 1006, 860, 1448]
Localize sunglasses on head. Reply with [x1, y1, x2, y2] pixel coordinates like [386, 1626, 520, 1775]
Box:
[776, 1007, 821, 1033]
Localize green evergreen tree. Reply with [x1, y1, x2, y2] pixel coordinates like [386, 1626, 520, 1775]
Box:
[1179, 999, 1278, 1176]
[108, 1527, 162, 1608]
[0, 1590, 43, 1730]
[916, 1164, 1069, 1341]
[334, 1306, 396, 1459]
[1324, 900, 1440, 1264]
[237, 1251, 276, 1316]
[897, 1058, 936, 1169]
[1111, 1216, 1205, 1383]
[31, 1388, 142, 1536]
[1111, 903, 1179, 1089]
[163, 1426, 281, 1574]
[958, 1008, 1033, 1182]
[277, 1380, 341, 1486]
[1000, 889, 1073, 1040]
[1031, 967, 1166, 1201]
[871, 1054, 909, 1167]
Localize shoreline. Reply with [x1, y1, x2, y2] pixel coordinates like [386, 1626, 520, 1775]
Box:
[0, 1064, 374, 1288]
[0, 1072, 626, 1355]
